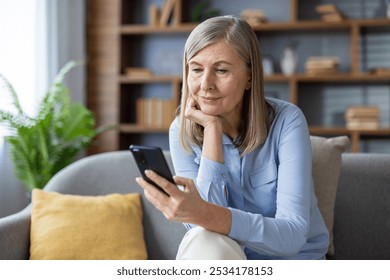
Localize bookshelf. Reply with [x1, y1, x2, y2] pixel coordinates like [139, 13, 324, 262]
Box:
[87, 0, 390, 154]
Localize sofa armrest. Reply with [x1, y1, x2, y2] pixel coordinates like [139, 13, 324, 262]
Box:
[0, 205, 31, 259]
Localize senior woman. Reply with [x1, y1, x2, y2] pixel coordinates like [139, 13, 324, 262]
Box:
[135, 15, 329, 260]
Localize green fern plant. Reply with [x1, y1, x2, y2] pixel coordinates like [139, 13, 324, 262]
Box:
[0, 61, 110, 191]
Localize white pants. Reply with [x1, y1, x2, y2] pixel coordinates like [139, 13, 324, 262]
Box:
[176, 227, 247, 260]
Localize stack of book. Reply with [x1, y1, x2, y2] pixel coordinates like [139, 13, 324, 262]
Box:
[136, 98, 176, 129]
[315, 4, 346, 22]
[125, 67, 153, 79]
[305, 57, 340, 75]
[370, 67, 390, 76]
[345, 106, 380, 130]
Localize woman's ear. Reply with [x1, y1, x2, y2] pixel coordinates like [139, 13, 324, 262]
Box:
[246, 77, 252, 90]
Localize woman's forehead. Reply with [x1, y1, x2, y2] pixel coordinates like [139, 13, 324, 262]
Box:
[189, 41, 243, 65]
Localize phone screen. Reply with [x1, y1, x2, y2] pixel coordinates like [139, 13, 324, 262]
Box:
[129, 145, 174, 195]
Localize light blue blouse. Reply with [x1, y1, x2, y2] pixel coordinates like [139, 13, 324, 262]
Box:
[169, 98, 329, 260]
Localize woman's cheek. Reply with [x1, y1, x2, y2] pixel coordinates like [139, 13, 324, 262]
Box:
[187, 83, 196, 95]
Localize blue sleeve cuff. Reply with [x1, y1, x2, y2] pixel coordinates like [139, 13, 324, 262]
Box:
[196, 156, 230, 206]
[228, 207, 252, 243]
[198, 156, 229, 182]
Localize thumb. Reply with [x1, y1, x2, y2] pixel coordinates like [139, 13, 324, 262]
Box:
[173, 176, 195, 192]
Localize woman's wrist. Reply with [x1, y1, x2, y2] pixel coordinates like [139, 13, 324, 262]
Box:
[196, 201, 232, 235]
[203, 121, 224, 163]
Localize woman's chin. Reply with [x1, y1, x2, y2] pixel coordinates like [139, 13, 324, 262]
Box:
[199, 108, 220, 116]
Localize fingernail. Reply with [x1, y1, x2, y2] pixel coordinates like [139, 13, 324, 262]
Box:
[145, 169, 152, 175]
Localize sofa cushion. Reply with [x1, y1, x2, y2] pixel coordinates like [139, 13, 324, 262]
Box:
[310, 135, 350, 256]
[30, 189, 147, 260]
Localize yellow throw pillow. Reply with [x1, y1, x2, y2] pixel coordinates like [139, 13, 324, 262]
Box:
[30, 189, 147, 260]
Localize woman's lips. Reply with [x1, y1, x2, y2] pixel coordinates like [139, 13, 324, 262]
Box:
[200, 96, 221, 102]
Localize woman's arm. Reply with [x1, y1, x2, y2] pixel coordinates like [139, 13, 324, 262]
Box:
[169, 118, 231, 207]
[229, 108, 314, 256]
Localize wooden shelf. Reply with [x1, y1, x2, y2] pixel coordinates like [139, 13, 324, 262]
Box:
[120, 73, 390, 84]
[120, 124, 169, 133]
[120, 19, 390, 34]
[119, 75, 181, 84]
[120, 23, 196, 34]
[87, 0, 390, 153]
[265, 73, 390, 82]
[295, 73, 390, 82]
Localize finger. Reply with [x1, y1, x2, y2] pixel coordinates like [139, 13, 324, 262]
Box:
[144, 170, 181, 196]
[135, 177, 169, 209]
[186, 96, 196, 108]
[143, 189, 164, 212]
[135, 176, 168, 199]
[185, 97, 200, 117]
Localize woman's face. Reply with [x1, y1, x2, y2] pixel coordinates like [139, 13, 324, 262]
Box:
[187, 41, 251, 120]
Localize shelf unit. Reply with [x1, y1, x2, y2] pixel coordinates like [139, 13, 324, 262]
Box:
[87, 0, 390, 154]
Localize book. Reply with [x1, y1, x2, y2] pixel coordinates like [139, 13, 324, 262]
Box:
[240, 9, 267, 26]
[305, 61, 339, 69]
[305, 57, 340, 75]
[370, 68, 390, 76]
[148, 5, 160, 27]
[345, 106, 380, 120]
[346, 119, 379, 130]
[163, 100, 176, 129]
[306, 68, 338, 75]
[315, 4, 346, 22]
[315, 4, 338, 14]
[306, 56, 340, 65]
[136, 98, 145, 126]
[322, 12, 345, 22]
[159, 0, 177, 26]
[125, 67, 152, 79]
[136, 98, 176, 128]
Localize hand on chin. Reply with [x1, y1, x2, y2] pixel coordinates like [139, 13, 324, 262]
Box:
[185, 97, 220, 128]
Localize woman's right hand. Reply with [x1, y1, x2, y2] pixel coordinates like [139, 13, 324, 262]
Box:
[184, 96, 221, 129]
[135, 170, 231, 235]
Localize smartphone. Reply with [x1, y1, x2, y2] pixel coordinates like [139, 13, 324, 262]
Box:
[129, 145, 174, 195]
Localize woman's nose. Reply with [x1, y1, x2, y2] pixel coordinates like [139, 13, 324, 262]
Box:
[200, 71, 215, 91]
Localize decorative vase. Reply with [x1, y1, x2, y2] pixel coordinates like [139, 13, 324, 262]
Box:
[387, 3, 390, 18]
[280, 45, 298, 75]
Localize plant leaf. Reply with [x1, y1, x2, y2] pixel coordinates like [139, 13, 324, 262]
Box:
[0, 74, 25, 115]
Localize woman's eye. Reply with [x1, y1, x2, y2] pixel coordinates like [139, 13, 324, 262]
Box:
[216, 68, 227, 74]
[191, 68, 202, 73]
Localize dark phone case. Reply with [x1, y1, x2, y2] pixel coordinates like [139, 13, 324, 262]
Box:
[129, 145, 174, 195]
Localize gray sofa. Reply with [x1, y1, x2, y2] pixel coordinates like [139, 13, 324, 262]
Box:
[1, 150, 390, 260]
